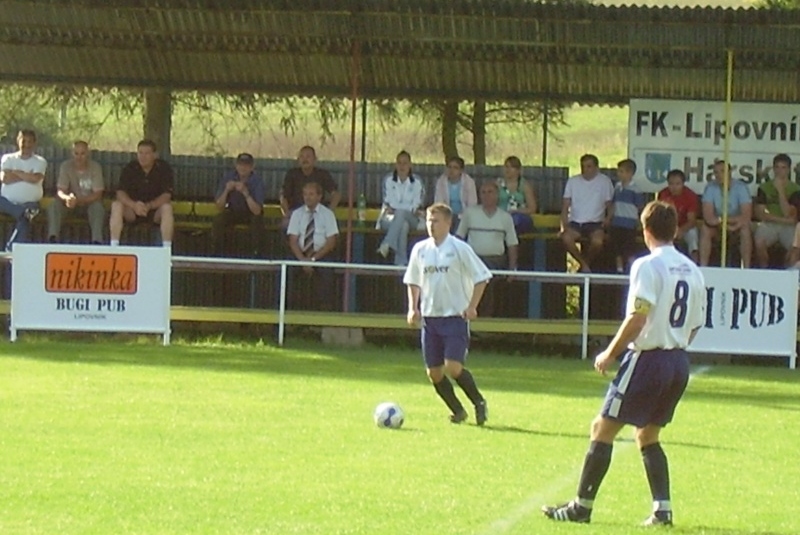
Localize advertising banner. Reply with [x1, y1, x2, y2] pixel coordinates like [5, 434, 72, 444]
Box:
[628, 99, 800, 194]
[10, 244, 171, 343]
[691, 267, 797, 367]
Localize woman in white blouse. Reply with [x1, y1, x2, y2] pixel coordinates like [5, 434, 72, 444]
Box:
[376, 150, 425, 266]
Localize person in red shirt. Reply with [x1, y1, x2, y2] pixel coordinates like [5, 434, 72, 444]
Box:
[657, 169, 699, 263]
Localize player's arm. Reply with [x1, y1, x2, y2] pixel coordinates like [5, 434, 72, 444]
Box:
[595, 301, 650, 375]
[406, 284, 421, 325]
[466, 280, 488, 314]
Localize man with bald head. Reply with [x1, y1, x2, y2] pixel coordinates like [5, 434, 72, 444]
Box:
[47, 140, 106, 244]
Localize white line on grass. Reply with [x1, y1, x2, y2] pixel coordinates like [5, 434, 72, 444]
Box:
[477, 364, 712, 535]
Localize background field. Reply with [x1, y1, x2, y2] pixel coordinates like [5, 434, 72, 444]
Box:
[1, 336, 797, 535]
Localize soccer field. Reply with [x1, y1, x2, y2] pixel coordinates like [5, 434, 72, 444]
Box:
[1, 337, 797, 535]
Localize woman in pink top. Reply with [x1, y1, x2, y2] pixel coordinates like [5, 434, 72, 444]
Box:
[434, 156, 477, 232]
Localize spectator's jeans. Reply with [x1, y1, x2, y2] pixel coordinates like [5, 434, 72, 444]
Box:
[379, 209, 419, 266]
[47, 198, 106, 243]
[0, 196, 39, 249]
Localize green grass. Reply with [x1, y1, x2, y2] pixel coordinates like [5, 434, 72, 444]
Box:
[1, 336, 798, 535]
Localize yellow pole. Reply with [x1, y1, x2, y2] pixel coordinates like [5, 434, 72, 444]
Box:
[720, 49, 734, 266]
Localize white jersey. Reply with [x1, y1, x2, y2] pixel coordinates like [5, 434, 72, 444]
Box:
[627, 245, 705, 351]
[403, 235, 492, 317]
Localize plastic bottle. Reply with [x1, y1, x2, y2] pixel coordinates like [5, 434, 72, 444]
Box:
[357, 193, 367, 227]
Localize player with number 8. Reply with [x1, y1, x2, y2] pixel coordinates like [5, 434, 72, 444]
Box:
[543, 200, 706, 527]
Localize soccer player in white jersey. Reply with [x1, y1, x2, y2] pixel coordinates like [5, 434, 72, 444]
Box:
[543, 200, 706, 527]
[404, 203, 493, 425]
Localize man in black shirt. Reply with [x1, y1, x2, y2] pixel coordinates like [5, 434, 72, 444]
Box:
[109, 139, 174, 248]
[280, 146, 340, 227]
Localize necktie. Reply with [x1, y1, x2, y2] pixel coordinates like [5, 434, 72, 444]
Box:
[303, 211, 315, 255]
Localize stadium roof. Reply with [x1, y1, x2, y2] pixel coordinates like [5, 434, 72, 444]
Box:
[1, 0, 800, 104]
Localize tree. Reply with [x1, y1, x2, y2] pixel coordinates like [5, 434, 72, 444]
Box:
[408, 98, 567, 165]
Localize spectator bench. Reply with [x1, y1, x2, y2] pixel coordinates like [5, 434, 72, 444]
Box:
[0, 197, 563, 239]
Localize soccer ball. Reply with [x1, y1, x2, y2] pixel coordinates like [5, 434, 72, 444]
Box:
[374, 402, 404, 429]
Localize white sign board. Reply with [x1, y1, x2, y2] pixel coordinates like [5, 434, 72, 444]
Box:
[690, 267, 797, 368]
[10, 244, 171, 343]
[628, 98, 800, 194]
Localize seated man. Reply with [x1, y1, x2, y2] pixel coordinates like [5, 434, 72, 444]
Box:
[280, 146, 340, 227]
[0, 129, 47, 250]
[109, 139, 174, 249]
[699, 160, 752, 268]
[456, 180, 518, 316]
[376, 150, 425, 266]
[47, 140, 106, 244]
[287, 181, 339, 311]
[657, 169, 699, 263]
[753, 153, 800, 268]
[559, 154, 614, 273]
[211, 153, 266, 257]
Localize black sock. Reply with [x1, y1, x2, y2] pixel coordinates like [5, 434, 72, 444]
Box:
[576, 441, 613, 508]
[433, 378, 464, 414]
[642, 442, 671, 508]
[454, 368, 484, 406]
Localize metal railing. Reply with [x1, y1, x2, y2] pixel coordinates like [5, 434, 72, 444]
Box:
[170, 255, 629, 359]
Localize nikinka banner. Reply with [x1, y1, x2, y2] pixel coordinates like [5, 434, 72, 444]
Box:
[10, 244, 171, 344]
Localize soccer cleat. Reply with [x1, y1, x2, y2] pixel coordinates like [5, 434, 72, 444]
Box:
[643, 510, 673, 527]
[23, 208, 39, 222]
[449, 409, 468, 424]
[475, 399, 488, 426]
[542, 501, 592, 524]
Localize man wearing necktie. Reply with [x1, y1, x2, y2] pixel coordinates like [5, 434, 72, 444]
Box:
[287, 181, 339, 310]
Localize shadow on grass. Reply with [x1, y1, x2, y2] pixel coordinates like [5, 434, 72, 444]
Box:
[0, 335, 607, 398]
[485, 425, 731, 451]
[3, 334, 799, 408]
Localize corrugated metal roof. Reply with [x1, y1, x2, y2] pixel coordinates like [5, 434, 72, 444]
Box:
[1, 0, 800, 103]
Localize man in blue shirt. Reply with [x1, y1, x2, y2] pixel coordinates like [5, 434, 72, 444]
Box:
[699, 160, 753, 268]
[211, 153, 266, 257]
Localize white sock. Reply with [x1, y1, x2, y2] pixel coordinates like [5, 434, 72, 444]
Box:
[162, 240, 172, 248]
[110, 240, 119, 247]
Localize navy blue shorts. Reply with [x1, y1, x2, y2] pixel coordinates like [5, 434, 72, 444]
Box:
[601, 348, 690, 428]
[421, 316, 469, 369]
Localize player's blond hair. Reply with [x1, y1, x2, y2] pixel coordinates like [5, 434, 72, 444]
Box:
[427, 202, 453, 220]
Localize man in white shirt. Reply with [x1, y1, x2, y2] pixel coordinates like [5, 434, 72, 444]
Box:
[404, 203, 493, 426]
[376, 150, 425, 266]
[544, 201, 705, 528]
[456, 181, 518, 316]
[287, 181, 339, 311]
[0, 129, 47, 250]
[46, 140, 106, 244]
[560, 154, 614, 273]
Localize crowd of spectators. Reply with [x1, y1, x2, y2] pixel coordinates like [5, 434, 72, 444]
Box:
[3, 129, 800, 298]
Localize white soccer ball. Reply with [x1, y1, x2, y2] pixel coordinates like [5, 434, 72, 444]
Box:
[374, 402, 404, 429]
